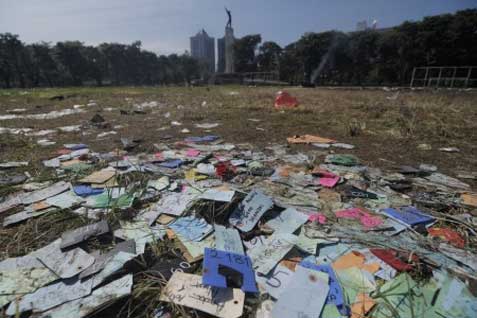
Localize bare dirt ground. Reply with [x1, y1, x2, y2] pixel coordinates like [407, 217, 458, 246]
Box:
[0, 86, 476, 180]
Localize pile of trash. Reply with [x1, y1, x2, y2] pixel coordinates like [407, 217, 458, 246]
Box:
[0, 134, 476, 318]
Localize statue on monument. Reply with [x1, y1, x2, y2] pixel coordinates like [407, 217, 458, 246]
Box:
[225, 7, 232, 28]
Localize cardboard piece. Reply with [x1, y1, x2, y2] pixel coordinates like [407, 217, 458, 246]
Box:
[229, 189, 274, 232]
[214, 224, 244, 255]
[461, 192, 477, 207]
[169, 216, 213, 242]
[60, 220, 110, 249]
[264, 207, 309, 234]
[350, 293, 375, 318]
[271, 265, 330, 318]
[3, 207, 54, 227]
[38, 274, 133, 318]
[332, 251, 380, 274]
[21, 181, 70, 205]
[259, 262, 295, 299]
[6, 277, 93, 314]
[79, 240, 136, 279]
[154, 192, 197, 216]
[300, 261, 348, 316]
[160, 272, 244, 318]
[287, 134, 335, 144]
[200, 189, 235, 202]
[79, 168, 115, 184]
[32, 239, 95, 279]
[203, 248, 257, 292]
[248, 233, 298, 275]
[45, 191, 84, 209]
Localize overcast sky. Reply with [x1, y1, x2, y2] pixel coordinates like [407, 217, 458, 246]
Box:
[0, 0, 475, 55]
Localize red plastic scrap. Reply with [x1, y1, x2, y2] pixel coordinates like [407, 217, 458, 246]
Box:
[215, 161, 237, 180]
[370, 248, 419, 271]
[428, 227, 465, 249]
[274, 91, 298, 109]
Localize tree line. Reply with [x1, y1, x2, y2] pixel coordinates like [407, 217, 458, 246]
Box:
[0, 38, 204, 88]
[1, 9, 476, 88]
[235, 9, 477, 86]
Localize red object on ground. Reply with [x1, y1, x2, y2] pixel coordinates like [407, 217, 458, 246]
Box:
[215, 161, 237, 181]
[274, 91, 298, 109]
[370, 248, 419, 271]
[428, 227, 465, 248]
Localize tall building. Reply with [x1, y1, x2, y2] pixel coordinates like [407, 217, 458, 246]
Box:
[217, 37, 225, 73]
[190, 29, 215, 73]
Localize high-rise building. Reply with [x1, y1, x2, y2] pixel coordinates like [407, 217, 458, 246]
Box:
[217, 37, 225, 73]
[190, 29, 215, 73]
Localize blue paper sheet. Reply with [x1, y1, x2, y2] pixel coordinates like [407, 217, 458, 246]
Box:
[184, 135, 219, 143]
[382, 206, 434, 226]
[73, 185, 104, 197]
[158, 159, 183, 169]
[203, 248, 258, 292]
[300, 261, 349, 316]
[168, 216, 213, 242]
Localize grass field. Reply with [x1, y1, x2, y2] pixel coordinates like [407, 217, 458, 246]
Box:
[1, 86, 476, 178]
[0, 86, 476, 317]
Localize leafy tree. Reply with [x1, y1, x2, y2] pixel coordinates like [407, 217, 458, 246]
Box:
[257, 41, 282, 72]
[233, 34, 262, 72]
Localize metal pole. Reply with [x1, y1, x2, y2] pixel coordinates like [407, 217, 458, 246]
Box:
[424, 67, 430, 87]
[464, 67, 472, 88]
[437, 67, 443, 88]
[410, 67, 416, 88]
[451, 67, 457, 88]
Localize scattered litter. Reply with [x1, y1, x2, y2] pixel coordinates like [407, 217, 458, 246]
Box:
[195, 123, 220, 129]
[274, 91, 298, 109]
[60, 220, 110, 249]
[160, 272, 244, 318]
[0, 161, 29, 169]
[0, 108, 85, 121]
[203, 248, 257, 292]
[439, 147, 460, 153]
[229, 189, 273, 232]
[0, 129, 475, 318]
[288, 134, 335, 144]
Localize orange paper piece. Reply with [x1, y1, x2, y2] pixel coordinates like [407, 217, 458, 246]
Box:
[461, 193, 477, 207]
[287, 134, 335, 144]
[428, 227, 465, 248]
[33, 201, 50, 211]
[351, 293, 375, 318]
[332, 251, 380, 274]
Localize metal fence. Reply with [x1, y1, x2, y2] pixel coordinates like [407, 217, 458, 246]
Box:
[410, 66, 477, 88]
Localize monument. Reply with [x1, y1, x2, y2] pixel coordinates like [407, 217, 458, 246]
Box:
[224, 7, 235, 73]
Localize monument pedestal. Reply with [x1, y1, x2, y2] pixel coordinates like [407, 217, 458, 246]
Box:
[224, 26, 235, 74]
